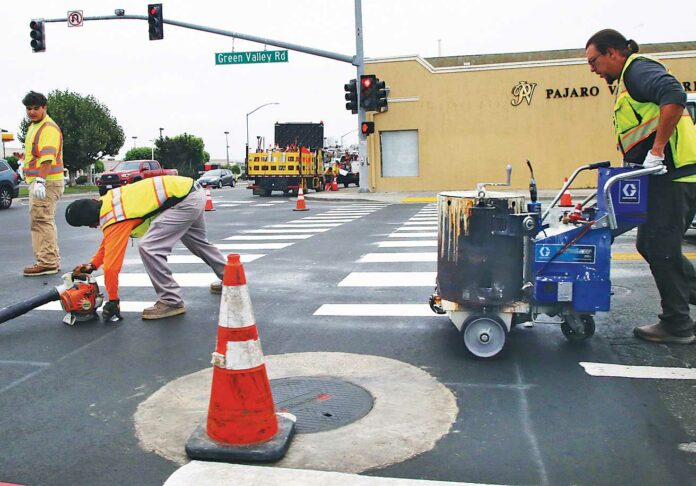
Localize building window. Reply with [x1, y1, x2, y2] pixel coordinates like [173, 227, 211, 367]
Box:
[380, 130, 419, 177]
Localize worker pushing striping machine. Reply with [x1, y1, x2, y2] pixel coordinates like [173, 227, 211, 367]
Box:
[429, 160, 665, 359]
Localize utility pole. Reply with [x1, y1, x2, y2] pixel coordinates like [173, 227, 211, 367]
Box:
[354, 0, 368, 192]
[224, 131, 230, 165]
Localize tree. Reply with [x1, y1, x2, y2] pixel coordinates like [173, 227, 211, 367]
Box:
[94, 160, 105, 173]
[155, 133, 206, 178]
[19, 90, 124, 183]
[5, 155, 19, 171]
[125, 147, 157, 161]
[230, 164, 241, 176]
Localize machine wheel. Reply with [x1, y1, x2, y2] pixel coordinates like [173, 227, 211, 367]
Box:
[0, 186, 12, 209]
[461, 314, 508, 359]
[561, 314, 595, 341]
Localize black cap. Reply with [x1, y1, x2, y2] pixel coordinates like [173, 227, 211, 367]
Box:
[65, 199, 101, 227]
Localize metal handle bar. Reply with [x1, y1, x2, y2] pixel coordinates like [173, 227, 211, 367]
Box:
[541, 161, 611, 222]
[602, 165, 665, 229]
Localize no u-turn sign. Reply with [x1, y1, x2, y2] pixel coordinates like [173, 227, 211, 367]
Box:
[67, 10, 83, 27]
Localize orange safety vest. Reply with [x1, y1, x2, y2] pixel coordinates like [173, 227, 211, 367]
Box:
[23, 114, 64, 182]
[99, 176, 194, 237]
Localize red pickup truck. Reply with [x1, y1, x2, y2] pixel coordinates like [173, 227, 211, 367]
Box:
[96, 160, 178, 196]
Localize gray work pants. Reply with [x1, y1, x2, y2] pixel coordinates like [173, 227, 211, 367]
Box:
[139, 187, 226, 306]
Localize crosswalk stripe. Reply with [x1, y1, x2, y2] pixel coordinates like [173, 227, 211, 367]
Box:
[378, 240, 437, 247]
[223, 234, 313, 240]
[338, 272, 436, 287]
[216, 243, 293, 250]
[272, 223, 341, 228]
[314, 304, 437, 316]
[38, 301, 155, 312]
[124, 254, 265, 264]
[298, 219, 357, 223]
[242, 228, 330, 234]
[358, 252, 437, 262]
[403, 221, 437, 225]
[580, 362, 696, 380]
[395, 226, 437, 231]
[217, 204, 240, 207]
[389, 232, 438, 238]
[95, 273, 216, 287]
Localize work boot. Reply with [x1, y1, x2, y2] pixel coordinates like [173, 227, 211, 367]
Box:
[142, 301, 186, 320]
[633, 322, 695, 344]
[210, 280, 222, 294]
[23, 263, 59, 277]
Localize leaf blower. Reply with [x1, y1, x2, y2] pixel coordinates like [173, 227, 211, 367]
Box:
[0, 273, 104, 326]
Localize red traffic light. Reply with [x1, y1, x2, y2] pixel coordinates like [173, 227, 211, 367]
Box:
[360, 122, 374, 135]
[361, 77, 373, 89]
[150, 7, 158, 14]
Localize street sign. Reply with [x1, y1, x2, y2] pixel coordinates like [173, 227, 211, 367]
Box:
[67, 10, 84, 27]
[215, 50, 288, 65]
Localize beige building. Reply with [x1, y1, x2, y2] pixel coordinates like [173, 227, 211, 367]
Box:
[364, 41, 696, 191]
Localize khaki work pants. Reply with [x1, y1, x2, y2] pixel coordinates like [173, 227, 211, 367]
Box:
[28, 180, 64, 268]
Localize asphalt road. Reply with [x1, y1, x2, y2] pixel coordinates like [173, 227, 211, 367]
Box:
[0, 186, 694, 485]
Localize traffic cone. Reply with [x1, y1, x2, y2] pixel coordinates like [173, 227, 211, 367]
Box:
[204, 187, 215, 211]
[293, 186, 309, 211]
[186, 254, 296, 462]
[331, 179, 339, 191]
[559, 177, 573, 207]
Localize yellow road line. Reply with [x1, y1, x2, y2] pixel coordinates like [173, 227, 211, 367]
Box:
[613, 252, 696, 260]
[401, 197, 437, 203]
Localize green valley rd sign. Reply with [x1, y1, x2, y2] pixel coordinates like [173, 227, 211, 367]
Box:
[215, 50, 289, 65]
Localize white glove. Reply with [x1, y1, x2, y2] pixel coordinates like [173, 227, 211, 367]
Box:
[643, 151, 667, 175]
[32, 178, 46, 200]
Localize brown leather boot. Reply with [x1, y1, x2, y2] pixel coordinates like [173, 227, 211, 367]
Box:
[142, 301, 186, 320]
[23, 263, 59, 277]
[633, 323, 695, 344]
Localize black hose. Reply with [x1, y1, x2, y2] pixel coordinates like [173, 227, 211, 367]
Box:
[0, 288, 61, 325]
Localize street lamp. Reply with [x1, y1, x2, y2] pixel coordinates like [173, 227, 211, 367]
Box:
[132, 136, 138, 148]
[341, 128, 357, 147]
[159, 127, 164, 139]
[224, 131, 230, 165]
[246, 102, 279, 170]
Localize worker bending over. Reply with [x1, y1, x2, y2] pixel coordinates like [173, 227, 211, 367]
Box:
[65, 176, 225, 320]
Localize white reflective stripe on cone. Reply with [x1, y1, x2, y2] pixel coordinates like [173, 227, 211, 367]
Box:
[218, 285, 255, 328]
[225, 339, 265, 370]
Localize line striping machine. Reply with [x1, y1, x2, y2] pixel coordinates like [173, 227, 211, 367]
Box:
[429, 160, 664, 359]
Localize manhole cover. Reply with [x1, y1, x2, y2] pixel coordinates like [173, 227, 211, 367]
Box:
[270, 377, 374, 433]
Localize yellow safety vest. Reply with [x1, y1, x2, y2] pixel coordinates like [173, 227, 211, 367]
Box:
[99, 176, 194, 238]
[614, 54, 696, 182]
[23, 114, 64, 182]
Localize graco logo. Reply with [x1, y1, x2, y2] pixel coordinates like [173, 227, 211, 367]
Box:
[511, 81, 537, 106]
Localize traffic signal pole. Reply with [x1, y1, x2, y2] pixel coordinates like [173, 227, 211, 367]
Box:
[35, 0, 371, 191]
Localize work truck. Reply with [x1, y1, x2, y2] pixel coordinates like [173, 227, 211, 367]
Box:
[247, 122, 326, 196]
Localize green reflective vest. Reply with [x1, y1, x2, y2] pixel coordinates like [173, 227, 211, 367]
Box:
[614, 54, 696, 182]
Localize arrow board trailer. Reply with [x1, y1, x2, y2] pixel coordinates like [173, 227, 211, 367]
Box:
[429, 162, 657, 359]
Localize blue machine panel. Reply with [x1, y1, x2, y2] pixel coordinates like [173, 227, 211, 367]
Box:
[532, 226, 612, 312]
[597, 167, 649, 235]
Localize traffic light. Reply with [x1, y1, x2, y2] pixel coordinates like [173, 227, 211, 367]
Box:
[360, 74, 378, 111]
[344, 79, 358, 114]
[376, 79, 388, 112]
[148, 4, 164, 40]
[360, 121, 374, 136]
[29, 19, 45, 53]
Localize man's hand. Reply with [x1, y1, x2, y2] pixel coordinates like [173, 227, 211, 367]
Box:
[72, 263, 96, 278]
[643, 151, 667, 175]
[32, 177, 47, 199]
[102, 300, 122, 321]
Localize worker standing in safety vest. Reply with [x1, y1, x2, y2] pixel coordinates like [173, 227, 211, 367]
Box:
[586, 29, 696, 344]
[13, 91, 65, 276]
[64, 176, 227, 321]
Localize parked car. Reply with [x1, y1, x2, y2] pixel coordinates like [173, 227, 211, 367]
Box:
[198, 168, 235, 188]
[0, 159, 20, 209]
[96, 160, 178, 196]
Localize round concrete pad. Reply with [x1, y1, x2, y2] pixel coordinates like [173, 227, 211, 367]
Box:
[135, 352, 458, 473]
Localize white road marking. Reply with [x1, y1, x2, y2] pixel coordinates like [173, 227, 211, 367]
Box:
[124, 254, 265, 264]
[253, 203, 275, 207]
[272, 223, 341, 228]
[297, 219, 357, 223]
[358, 252, 437, 262]
[404, 221, 437, 225]
[223, 234, 312, 240]
[315, 304, 438, 316]
[389, 232, 438, 238]
[339, 272, 436, 287]
[679, 442, 696, 453]
[216, 243, 293, 250]
[95, 273, 217, 287]
[216, 204, 240, 207]
[378, 240, 437, 247]
[38, 301, 155, 312]
[241, 228, 330, 233]
[395, 226, 438, 231]
[580, 362, 696, 380]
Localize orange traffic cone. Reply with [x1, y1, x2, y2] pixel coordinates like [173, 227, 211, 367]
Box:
[186, 254, 296, 462]
[204, 187, 215, 211]
[293, 186, 309, 211]
[331, 179, 339, 191]
[559, 177, 573, 207]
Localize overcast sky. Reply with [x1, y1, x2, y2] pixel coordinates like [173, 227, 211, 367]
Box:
[1, 1, 694, 162]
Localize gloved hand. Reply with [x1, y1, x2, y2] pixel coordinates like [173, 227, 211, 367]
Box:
[643, 151, 667, 175]
[102, 300, 122, 321]
[72, 263, 96, 278]
[32, 177, 46, 200]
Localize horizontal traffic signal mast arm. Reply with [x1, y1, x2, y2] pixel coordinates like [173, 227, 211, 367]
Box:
[36, 14, 355, 64]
